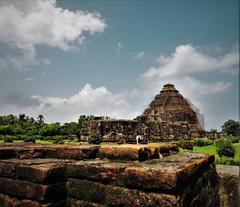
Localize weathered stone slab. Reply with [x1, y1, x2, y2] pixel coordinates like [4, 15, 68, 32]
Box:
[99, 144, 178, 161]
[124, 152, 215, 191]
[45, 145, 99, 160]
[107, 186, 179, 207]
[148, 144, 179, 158]
[99, 144, 150, 161]
[0, 193, 66, 207]
[180, 163, 219, 207]
[67, 160, 128, 185]
[0, 144, 99, 160]
[0, 192, 17, 207]
[68, 179, 106, 204]
[0, 158, 73, 182]
[67, 197, 104, 207]
[217, 165, 240, 207]
[0, 147, 16, 159]
[0, 177, 66, 202]
[0, 162, 15, 178]
[67, 179, 181, 207]
[67, 152, 215, 192]
[16, 163, 66, 184]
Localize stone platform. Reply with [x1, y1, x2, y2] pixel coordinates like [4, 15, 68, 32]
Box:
[0, 143, 219, 207]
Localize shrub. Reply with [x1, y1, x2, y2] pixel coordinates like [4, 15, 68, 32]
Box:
[0, 135, 4, 140]
[192, 138, 213, 147]
[215, 157, 240, 166]
[52, 139, 64, 144]
[12, 135, 23, 141]
[52, 135, 65, 144]
[18, 135, 28, 141]
[0, 125, 14, 135]
[215, 138, 235, 158]
[178, 140, 193, 150]
[23, 136, 35, 143]
[230, 136, 240, 144]
[88, 133, 102, 145]
[34, 135, 44, 141]
[4, 135, 14, 143]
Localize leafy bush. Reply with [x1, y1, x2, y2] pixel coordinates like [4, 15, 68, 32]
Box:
[34, 135, 44, 141]
[52, 135, 66, 144]
[0, 135, 4, 140]
[23, 136, 35, 143]
[230, 136, 240, 144]
[178, 140, 193, 150]
[3, 135, 14, 143]
[215, 157, 240, 166]
[215, 138, 235, 158]
[52, 139, 64, 144]
[192, 138, 213, 147]
[18, 135, 27, 140]
[0, 125, 14, 135]
[88, 133, 102, 145]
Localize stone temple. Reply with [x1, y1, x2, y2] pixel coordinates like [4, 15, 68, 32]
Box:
[81, 84, 205, 142]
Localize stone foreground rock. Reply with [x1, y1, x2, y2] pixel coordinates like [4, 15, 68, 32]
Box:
[0, 143, 219, 207]
[216, 165, 240, 207]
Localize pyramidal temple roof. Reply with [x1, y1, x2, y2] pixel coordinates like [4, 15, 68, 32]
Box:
[142, 83, 203, 130]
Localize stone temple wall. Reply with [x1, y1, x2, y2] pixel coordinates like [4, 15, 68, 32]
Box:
[81, 119, 204, 143]
[0, 143, 220, 207]
[81, 120, 138, 143]
[81, 84, 205, 142]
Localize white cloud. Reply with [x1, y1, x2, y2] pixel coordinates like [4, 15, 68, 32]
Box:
[135, 51, 145, 59]
[0, 0, 107, 71]
[0, 84, 140, 123]
[142, 45, 238, 99]
[116, 42, 122, 53]
[143, 45, 239, 79]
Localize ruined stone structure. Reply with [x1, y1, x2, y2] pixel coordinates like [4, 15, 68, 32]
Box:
[81, 120, 138, 143]
[82, 84, 205, 142]
[0, 143, 220, 207]
[205, 131, 227, 139]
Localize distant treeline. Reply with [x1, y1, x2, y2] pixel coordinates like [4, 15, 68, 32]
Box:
[0, 114, 110, 142]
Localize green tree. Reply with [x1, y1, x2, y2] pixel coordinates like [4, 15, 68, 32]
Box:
[0, 125, 14, 135]
[210, 129, 217, 133]
[40, 123, 61, 136]
[37, 115, 44, 125]
[19, 114, 26, 127]
[221, 120, 240, 136]
[61, 122, 80, 136]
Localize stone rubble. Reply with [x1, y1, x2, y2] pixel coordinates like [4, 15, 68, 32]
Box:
[0, 143, 220, 207]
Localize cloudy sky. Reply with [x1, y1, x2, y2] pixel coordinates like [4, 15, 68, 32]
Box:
[0, 0, 239, 130]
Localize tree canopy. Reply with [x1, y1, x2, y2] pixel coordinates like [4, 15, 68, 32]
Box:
[221, 120, 240, 136]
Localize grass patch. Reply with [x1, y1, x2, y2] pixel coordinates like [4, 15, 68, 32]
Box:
[181, 143, 240, 166]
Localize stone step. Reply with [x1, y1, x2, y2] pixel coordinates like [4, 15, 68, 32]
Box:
[99, 144, 179, 161]
[0, 143, 99, 160]
[0, 177, 66, 202]
[67, 179, 179, 207]
[0, 193, 66, 207]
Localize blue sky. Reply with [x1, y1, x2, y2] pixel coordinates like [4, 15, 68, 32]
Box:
[0, 0, 239, 130]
